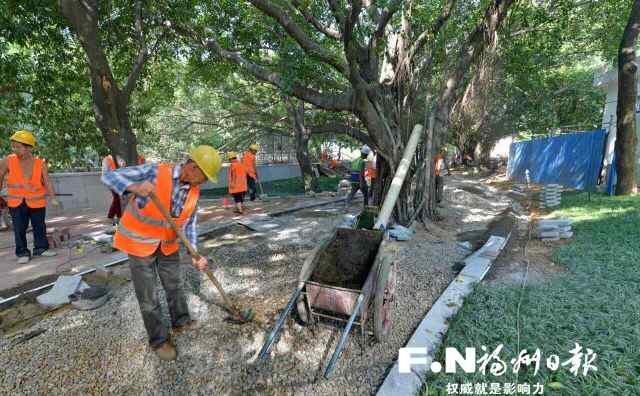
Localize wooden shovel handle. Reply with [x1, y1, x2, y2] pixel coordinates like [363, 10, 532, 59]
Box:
[148, 191, 201, 259]
[147, 191, 238, 312]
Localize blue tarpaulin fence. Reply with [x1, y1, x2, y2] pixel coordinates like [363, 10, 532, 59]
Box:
[507, 130, 606, 191]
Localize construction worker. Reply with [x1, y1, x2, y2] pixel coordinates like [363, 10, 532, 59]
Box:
[102, 153, 145, 225]
[365, 152, 377, 201]
[346, 145, 370, 209]
[227, 152, 247, 213]
[101, 145, 221, 361]
[241, 144, 259, 201]
[434, 150, 445, 203]
[0, 130, 60, 264]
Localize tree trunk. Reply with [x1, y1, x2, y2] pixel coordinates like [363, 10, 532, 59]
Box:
[615, 0, 640, 195]
[285, 97, 318, 193]
[59, 0, 145, 166]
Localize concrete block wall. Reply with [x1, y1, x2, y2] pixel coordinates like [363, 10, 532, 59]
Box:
[48, 163, 301, 211]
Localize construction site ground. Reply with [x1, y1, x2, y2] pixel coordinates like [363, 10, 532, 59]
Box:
[0, 194, 336, 298]
[0, 171, 564, 395]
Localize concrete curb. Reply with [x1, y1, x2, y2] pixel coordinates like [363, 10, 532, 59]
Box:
[0, 196, 349, 308]
[376, 233, 511, 396]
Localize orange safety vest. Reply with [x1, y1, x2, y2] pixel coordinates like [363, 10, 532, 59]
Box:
[228, 160, 247, 194]
[366, 161, 376, 179]
[6, 154, 47, 208]
[112, 163, 199, 257]
[106, 154, 145, 170]
[434, 154, 444, 177]
[241, 151, 257, 179]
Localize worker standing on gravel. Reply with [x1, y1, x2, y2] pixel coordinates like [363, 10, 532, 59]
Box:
[102, 153, 145, 225]
[227, 152, 247, 214]
[0, 130, 60, 264]
[366, 151, 377, 202]
[241, 144, 259, 202]
[345, 145, 370, 209]
[101, 145, 222, 361]
[434, 150, 445, 204]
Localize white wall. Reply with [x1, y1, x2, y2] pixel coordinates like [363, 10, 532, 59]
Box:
[595, 69, 640, 184]
[49, 163, 302, 211]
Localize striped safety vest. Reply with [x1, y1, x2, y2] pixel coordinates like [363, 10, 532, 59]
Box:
[112, 163, 199, 257]
[5, 154, 47, 208]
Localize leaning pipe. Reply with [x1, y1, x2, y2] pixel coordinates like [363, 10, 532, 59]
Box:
[374, 124, 424, 230]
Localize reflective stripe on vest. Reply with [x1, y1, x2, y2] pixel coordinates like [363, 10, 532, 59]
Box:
[6, 154, 47, 208]
[112, 163, 199, 257]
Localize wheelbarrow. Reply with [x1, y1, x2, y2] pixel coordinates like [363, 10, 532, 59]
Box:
[258, 125, 423, 378]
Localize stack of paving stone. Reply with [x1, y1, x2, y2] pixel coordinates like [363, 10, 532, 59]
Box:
[537, 218, 573, 241]
[538, 184, 562, 209]
[512, 184, 528, 194]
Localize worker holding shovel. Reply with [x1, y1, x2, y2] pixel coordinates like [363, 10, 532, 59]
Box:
[241, 144, 259, 202]
[101, 145, 222, 361]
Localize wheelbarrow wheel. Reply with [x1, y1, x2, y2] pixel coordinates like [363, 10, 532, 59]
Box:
[374, 257, 396, 342]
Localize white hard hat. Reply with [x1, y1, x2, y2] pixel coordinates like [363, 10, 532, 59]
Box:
[361, 145, 371, 155]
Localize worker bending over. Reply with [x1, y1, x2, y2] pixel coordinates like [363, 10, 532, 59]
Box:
[102, 145, 221, 361]
[0, 130, 60, 264]
[227, 152, 247, 214]
[241, 144, 259, 201]
[345, 145, 371, 209]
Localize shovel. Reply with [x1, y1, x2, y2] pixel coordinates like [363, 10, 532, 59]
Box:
[148, 191, 255, 324]
[257, 179, 270, 201]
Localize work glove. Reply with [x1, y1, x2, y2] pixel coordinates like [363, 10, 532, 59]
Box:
[51, 198, 62, 208]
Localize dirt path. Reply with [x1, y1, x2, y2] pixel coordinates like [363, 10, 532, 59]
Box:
[0, 172, 558, 395]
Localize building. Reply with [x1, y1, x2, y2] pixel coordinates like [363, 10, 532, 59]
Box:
[594, 69, 640, 184]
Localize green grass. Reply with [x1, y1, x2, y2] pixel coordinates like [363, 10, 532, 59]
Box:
[422, 192, 640, 395]
[200, 176, 342, 198]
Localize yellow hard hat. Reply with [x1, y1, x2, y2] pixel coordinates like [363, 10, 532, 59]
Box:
[10, 130, 36, 147]
[249, 144, 259, 152]
[190, 145, 221, 183]
[226, 151, 237, 160]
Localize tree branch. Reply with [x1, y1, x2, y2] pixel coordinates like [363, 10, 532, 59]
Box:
[291, 0, 342, 40]
[169, 21, 354, 111]
[204, 37, 353, 111]
[309, 122, 374, 147]
[124, 0, 149, 99]
[248, 0, 349, 76]
[408, 0, 457, 62]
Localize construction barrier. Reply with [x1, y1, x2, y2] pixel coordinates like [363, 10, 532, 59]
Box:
[507, 130, 607, 191]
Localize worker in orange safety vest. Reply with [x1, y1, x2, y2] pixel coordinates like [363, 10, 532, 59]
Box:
[0, 130, 60, 264]
[227, 151, 248, 213]
[241, 144, 259, 201]
[101, 145, 222, 361]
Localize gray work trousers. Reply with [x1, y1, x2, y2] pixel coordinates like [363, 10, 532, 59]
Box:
[128, 248, 190, 348]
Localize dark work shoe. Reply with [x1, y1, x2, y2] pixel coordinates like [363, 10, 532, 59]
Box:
[154, 341, 177, 361]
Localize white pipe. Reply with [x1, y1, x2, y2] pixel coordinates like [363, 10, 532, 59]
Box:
[374, 124, 424, 230]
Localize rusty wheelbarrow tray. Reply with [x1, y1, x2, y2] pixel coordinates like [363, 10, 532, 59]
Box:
[258, 227, 397, 379]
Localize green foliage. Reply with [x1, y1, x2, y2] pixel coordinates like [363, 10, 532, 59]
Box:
[423, 192, 640, 394]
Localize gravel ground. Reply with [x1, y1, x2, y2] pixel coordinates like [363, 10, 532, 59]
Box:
[0, 203, 464, 395]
